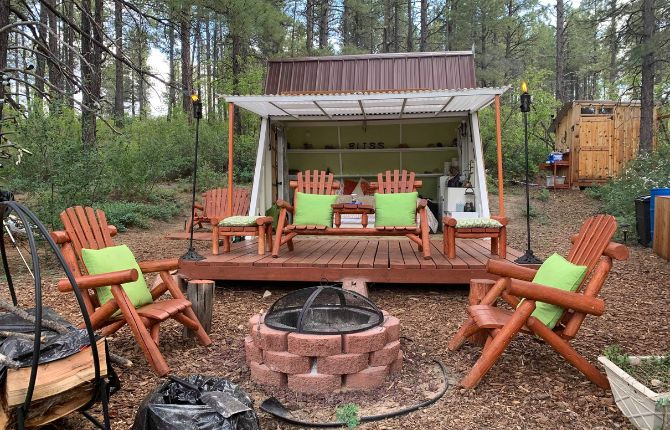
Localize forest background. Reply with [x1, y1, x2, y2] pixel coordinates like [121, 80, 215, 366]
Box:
[0, 0, 668, 229]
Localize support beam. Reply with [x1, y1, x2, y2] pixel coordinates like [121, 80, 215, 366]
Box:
[228, 102, 234, 217]
[470, 112, 490, 218]
[313, 101, 332, 119]
[358, 100, 367, 120]
[250, 118, 269, 216]
[269, 101, 300, 119]
[495, 95, 505, 216]
[434, 97, 455, 116]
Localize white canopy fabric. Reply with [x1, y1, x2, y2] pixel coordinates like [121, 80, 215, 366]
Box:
[225, 87, 510, 120]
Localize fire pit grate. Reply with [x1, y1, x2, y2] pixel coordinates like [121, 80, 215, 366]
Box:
[264, 285, 383, 334]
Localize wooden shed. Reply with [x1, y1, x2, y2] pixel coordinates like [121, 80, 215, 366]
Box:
[549, 100, 656, 187]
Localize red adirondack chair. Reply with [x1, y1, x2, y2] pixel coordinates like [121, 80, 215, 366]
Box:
[187, 187, 251, 232]
[448, 214, 628, 389]
[52, 206, 212, 376]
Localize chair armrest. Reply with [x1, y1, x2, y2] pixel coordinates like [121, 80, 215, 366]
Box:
[255, 216, 274, 225]
[443, 216, 457, 227]
[507, 279, 605, 316]
[487, 259, 537, 281]
[277, 200, 294, 213]
[417, 199, 427, 209]
[194, 203, 204, 211]
[139, 258, 180, 273]
[58, 269, 138, 292]
[490, 215, 508, 226]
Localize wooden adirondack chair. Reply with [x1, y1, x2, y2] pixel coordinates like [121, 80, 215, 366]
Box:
[369, 169, 431, 259]
[272, 170, 340, 256]
[448, 214, 628, 389]
[51, 206, 213, 377]
[187, 187, 251, 232]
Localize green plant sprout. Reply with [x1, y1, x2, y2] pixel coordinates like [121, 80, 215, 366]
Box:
[336, 403, 360, 429]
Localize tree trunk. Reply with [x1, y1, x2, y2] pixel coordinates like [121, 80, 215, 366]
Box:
[318, 1, 329, 50]
[639, 0, 655, 153]
[63, 0, 75, 108]
[212, 20, 219, 119]
[45, 0, 62, 94]
[342, 0, 350, 46]
[231, 33, 242, 135]
[606, 0, 617, 98]
[113, 0, 124, 126]
[393, 0, 399, 52]
[555, 0, 566, 102]
[80, 0, 102, 147]
[168, 21, 175, 118]
[205, 17, 213, 120]
[180, 7, 192, 117]
[305, 0, 314, 53]
[406, 0, 413, 51]
[0, 0, 8, 122]
[137, 26, 145, 119]
[419, 0, 428, 51]
[35, 3, 48, 98]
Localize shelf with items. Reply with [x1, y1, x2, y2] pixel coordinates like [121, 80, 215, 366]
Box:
[539, 160, 571, 189]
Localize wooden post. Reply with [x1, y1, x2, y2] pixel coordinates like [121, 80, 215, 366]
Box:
[342, 278, 369, 297]
[467, 279, 496, 346]
[182, 280, 215, 339]
[227, 102, 234, 218]
[495, 95, 505, 217]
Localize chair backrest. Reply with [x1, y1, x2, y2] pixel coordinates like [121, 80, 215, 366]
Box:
[567, 214, 618, 276]
[53, 206, 119, 313]
[202, 188, 250, 218]
[289, 170, 340, 195]
[370, 170, 422, 194]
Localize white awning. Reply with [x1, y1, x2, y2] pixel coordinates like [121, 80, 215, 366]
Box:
[224, 87, 510, 121]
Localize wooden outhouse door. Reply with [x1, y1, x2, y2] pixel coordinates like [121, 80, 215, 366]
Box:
[578, 116, 614, 180]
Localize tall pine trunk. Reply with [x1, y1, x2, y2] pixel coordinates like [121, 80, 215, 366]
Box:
[318, 1, 329, 50]
[639, 0, 655, 153]
[63, 0, 75, 108]
[419, 0, 428, 51]
[168, 22, 175, 118]
[406, 0, 413, 51]
[231, 33, 242, 135]
[46, 0, 62, 94]
[555, 0, 566, 102]
[113, 0, 124, 126]
[35, 3, 48, 98]
[305, 0, 314, 53]
[0, 0, 8, 122]
[80, 0, 102, 147]
[180, 7, 192, 117]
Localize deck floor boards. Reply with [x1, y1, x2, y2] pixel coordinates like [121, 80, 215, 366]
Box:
[181, 237, 534, 285]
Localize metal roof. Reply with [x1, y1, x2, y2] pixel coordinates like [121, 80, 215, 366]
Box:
[264, 51, 476, 95]
[225, 87, 510, 121]
[550, 100, 642, 132]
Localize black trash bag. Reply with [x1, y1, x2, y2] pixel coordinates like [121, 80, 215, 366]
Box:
[132, 375, 260, 430]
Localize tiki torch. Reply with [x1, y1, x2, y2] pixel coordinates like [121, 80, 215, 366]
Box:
[181, 94, 205, 261]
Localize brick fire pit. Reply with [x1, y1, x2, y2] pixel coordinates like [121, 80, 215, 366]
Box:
[245, 311, 403, 394]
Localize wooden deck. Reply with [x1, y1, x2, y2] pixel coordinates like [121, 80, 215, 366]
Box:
[179, 237, 527, 285]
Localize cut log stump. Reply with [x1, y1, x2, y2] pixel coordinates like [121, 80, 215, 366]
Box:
[342, 279, 369, 298]
[182, 280, 215, 339]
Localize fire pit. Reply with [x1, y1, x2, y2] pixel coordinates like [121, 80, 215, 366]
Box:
[245, 286, 402, 394]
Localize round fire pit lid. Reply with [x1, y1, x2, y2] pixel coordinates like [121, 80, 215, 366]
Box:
[263, 285, 383, 334]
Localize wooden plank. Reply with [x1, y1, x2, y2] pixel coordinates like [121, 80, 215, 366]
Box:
[358, 241, 379, 268]
[653, 196, 670, 261]
[279, 240, 325, 267]
[312, 240, 349, 267]
[343, 240, 369, 268]
[427, 240, 455, 269]
[452, 241, 482, 268]
[399, 240, 421, 269]
[5, 339, 107, 407]
[459, 240, 490, 267]
[327, 240, 359, 267]
[389, 240, 405, 268]
[297, 240, 343, 267]
[373, 240, 389, 268]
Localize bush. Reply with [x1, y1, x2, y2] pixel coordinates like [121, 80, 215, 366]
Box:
[94, 201, 181, 231]
[589, 142, 670, 239]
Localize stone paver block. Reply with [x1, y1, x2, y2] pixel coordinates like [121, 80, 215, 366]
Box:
[383, 316, 401, 343]
[317, 353, 369, 375]
[288, 333, 342, 357]
[264, 350, 311, 374]
[250, 361, 286, 387]
[369, 340, 401, 367]
[244, 335, 263, 365]
[343, 326, 386, 353]
[345, 365, 389, 390]
[287, 373, 342, 394]
[259, 325, 289, 351]
[389, 350, 403, 374]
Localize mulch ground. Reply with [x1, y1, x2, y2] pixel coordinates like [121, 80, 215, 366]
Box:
[5, 186, 670, 429]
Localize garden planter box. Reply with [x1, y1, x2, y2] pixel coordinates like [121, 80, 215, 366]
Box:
[598, 356, 670, 430]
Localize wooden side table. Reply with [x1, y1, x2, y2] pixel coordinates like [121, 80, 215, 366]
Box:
[331, 203, 374, 228]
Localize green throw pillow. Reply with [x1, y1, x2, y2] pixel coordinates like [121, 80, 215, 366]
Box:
[456, 218, 503, 228]
[219, 215, 261, 227]
[81, 245, 153, 310]
[374, 192, 418, 227]
[523, 253, 587, 329]
[292, 192, 338, 227]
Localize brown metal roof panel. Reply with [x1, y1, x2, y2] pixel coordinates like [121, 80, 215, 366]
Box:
[278, 62, 293, 93]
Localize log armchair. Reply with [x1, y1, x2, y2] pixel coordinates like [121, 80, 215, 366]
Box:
[448, 214, 628, 389]
[52, 206, 212, 377]
[187, 187, 250, 232]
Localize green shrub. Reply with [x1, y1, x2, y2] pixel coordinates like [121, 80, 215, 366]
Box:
[589, 142, 670, 240]
[94, 201, 180, 231]
[537, 188, 550, 202]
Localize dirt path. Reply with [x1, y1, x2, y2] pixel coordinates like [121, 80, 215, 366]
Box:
[9, 187, 669, 429]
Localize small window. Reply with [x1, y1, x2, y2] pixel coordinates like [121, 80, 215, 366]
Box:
[580, 106, 596, 115]
[599, 107, 614, 114]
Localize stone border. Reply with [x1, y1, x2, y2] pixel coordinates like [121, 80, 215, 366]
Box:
[246, 312, 403, 393]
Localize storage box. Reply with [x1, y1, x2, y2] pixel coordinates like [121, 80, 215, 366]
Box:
[546, 175, 555, 187]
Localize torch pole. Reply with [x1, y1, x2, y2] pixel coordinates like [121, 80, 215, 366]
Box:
[181, 95, 205, 261]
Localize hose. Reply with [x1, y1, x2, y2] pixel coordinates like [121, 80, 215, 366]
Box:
[260, 359, 449, 428]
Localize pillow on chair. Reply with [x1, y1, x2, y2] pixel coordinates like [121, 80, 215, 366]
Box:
[524, 253, 587, 328]
[374, 192, 418, 227]
[219, 215, 262, 227]
[293, 192, 338, 227]
[82, 244, 153, 309]
[455, 218, 503, 228]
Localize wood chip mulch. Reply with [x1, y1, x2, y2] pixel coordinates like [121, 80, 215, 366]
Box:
[6, 187, 669, 429]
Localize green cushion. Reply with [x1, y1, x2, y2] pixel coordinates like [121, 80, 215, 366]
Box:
[524, 253, 587, 329]
[293, 192, 338, 227]
[219, 215, 261, 227]
[456, 218, 503, 228]
[81, 245, 153, 310]
[374, 192, 418, 227]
